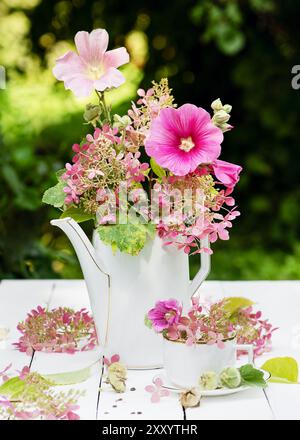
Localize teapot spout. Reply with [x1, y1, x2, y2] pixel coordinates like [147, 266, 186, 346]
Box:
[51, 217, 111, 348]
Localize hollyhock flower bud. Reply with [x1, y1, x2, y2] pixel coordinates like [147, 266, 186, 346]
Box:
[212, 159, 242, 188]
[212, 110, 231, 125]
[199, 371, 219, 390]
[223, 104, 232, 114]
[180, 387, 201, 408]
[84, 104, 102, 125]
[211, 98, 223, 111]
[113, 114, 131, 130]
[220, 367, 241, 389]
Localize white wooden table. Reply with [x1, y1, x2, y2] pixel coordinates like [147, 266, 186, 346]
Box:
[0, 280, 300, 420]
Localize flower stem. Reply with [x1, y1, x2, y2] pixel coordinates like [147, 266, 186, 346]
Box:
[96, 90, 111, 124]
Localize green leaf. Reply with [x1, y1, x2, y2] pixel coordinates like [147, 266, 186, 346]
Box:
[97, 223, 156, 256]
[0, 377, 26, 399]
[150, 158, 166, 178]
[60, 207, 94, 223]
[56, 169, 66, 179]
[261, 357, 299, 384]
[223, 297, 254, 317]
[239, 364, 267, 388]
[42, 181, 66, 208]
[144, 314, 153, 329]
[44, 365, 94, 385]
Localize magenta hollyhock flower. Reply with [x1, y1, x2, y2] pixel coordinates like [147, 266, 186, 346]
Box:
[53, 29, 129, 97]
[148, 299, 182, 332]
[212, 159, 242, 187]
[145, 104, 223, 176]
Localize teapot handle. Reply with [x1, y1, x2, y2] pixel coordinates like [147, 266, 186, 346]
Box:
[189, 235, 211, 299]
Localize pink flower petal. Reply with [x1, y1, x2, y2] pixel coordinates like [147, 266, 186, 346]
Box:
[153, 377, 163, 387]
[53, 51, 86, 82]
[75, 29, 108, 63]
[151, 392, 161, 403]
[94, 67, 125, 91]
[64, 76, 94, 98]
[145, 385, 155, 393]
[104, 47, 129, 69]
[111, 354, 120, 363]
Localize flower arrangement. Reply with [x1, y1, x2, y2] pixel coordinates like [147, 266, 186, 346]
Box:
[43, 28, 242, 256]
[14, 306, 97, 355]
[146, 297, 276, 356]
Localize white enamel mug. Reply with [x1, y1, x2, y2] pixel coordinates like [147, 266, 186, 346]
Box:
[163, 337, 254, 388]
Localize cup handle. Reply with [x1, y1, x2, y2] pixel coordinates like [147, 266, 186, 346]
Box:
[236, 344, 254, 365]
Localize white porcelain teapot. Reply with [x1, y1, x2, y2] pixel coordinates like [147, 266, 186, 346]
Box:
[51, 217, 211, 369]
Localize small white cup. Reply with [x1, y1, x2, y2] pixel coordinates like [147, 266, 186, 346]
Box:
[163, 337, 253, 388]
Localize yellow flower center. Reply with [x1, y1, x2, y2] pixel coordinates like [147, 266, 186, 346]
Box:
[179, 136, 195, 152]
[87, 64, 105, 80]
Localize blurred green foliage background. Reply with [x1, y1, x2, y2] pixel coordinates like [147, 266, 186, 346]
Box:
[1, 0, 300, 280]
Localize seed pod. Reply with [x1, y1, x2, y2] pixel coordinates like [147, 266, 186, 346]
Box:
[199, 371, 219, 390]
[219, 367, 241, 389]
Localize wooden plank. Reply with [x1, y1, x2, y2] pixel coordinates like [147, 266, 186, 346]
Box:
[0, 280, 54, 420]
[30, 280, 102, 420]
[258, 347, 300, 420]
[98, 369, 184, 420]
[0, 280, 54, 340]
[185, 388, 273, 420]
[1, 280, 300, 420]
[218, 281, 300, 420]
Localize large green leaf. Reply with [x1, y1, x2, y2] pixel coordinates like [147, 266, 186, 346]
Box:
[44, 364, 94, 385]
[60, 207, 94, 223]
[223, 297, 254, 317]
[42, 181, 66, 208]
[261, 357, 299, 384]
[97, 223, 156, 256]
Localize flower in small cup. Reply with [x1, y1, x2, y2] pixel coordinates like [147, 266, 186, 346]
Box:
[207, 331, 226, 349]
[145, 377, 170, 403]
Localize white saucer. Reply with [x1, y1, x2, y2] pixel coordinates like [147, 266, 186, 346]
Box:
[153, 370, 271, 397]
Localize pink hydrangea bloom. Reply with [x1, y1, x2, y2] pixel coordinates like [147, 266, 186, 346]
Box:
[147, 299, 182, 332]
[212, 159, 242, 188]
[53, 29, 129, 97]
[145, 104, 223, 176]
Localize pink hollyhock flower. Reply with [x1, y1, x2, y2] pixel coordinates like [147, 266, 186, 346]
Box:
[53, 29, 130, 97]
[212, 159, 242, 187]
[145, 104, 223, 176]
[147, 299, 182, 332]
